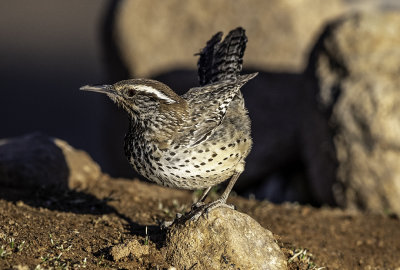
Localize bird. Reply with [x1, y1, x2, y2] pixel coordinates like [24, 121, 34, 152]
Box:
[80, 27, 257, 219]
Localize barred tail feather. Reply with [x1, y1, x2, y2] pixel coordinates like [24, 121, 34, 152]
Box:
[197, 27, 248, 86]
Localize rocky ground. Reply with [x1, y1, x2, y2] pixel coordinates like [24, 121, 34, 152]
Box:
[0, 175, 399, 269]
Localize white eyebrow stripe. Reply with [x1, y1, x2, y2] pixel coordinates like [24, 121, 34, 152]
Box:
[135, 85, 176, 104]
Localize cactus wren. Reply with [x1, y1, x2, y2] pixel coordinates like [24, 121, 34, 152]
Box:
[81, 27, 257, 217]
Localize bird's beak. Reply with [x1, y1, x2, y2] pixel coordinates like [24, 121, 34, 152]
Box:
[80, 84, 115, 95]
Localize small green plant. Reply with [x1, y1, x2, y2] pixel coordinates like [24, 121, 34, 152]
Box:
[0, 245, 8, 258]
[37, 234, 76, 269]
[49, 233, 54, 246]
[17, 240, 26, 252]
[0, 235, 28, 260]
[97, 254, 105, 267]
[288, 248, 325, 270]
[9, 237, 15, 250]
[144, 226, 149, 245]
[40, 252, 69, 269]
[82, 257, 87, 268]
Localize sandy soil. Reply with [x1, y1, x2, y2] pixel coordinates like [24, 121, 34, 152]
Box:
[0, 176, 399, 269]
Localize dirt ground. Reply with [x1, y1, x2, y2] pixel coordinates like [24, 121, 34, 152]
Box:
[0, 176, 399, 270]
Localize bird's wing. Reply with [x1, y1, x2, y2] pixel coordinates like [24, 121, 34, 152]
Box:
[197, 27, 247, 86]
[177, 73, 258, 147]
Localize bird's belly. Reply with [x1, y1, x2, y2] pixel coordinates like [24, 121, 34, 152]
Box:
[128, 137, 251, 190]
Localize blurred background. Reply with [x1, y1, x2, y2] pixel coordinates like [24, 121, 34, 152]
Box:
[1, 0, 400, 213]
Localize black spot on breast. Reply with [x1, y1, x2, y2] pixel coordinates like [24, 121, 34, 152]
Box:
[208, 158, 213, 162]
[192, 157, 197, 160]
[166, 157, 171, 161]
[198, 150, 203, 153]
[170, 152, 176, 156]
[228, 143, 235, 147]
[185, 170, 191, 173]
[195, 165, 200, 168]
[200, 162, 206, 166]
[212, 153, 217, 157]
[174, 145, 179, 149]
[221, 147, 226, 150]
[185, 160, 190, 163]
[184, 150, 189, 153]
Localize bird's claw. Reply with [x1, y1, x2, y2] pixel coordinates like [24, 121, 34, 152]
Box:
[188, 200, 235, 222]
[161, 201, 235, 227]
[191, 201, 206, 211]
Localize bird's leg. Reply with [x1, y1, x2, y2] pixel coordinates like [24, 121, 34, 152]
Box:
[192, 186, 212, 209]
[189, 168, 243, 221]
[207, 170, 240, 209]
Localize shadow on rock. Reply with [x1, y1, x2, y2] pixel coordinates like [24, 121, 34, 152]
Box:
[0, 133, 121, 217]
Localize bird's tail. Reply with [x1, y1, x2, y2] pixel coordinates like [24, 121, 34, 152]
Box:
[197, 27, 247, 86]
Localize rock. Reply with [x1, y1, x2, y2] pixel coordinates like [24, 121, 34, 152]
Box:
[0, 133, 101, 190]
[305, 12, 400, 214]
[109, 0, 345, 77]
[165, 208, 287, 270]
[54, 138, 101, 190]
[110, 239, 149, 261]
[0, 133, 69, 189]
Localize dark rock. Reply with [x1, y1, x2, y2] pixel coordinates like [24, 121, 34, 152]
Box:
[0, 133, 101, 190]
[0, 133, 69, 189]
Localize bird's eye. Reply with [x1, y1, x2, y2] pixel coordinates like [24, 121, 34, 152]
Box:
[126, 89, 135, 98]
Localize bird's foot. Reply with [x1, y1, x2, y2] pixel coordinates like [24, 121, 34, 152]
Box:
[191, 201, 206, 211]
[188, 199, 235, 222]
[160, 200, 235, 228]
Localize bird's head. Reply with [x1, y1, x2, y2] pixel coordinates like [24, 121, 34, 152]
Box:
[80, 79, 186, 122]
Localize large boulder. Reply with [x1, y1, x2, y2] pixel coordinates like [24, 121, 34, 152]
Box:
[108, 0, 345, 77]
[305, 12, 400, 214]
